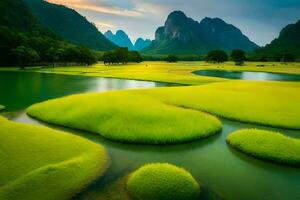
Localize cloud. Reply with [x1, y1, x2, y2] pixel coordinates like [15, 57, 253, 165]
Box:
[47, 0, 142, 17]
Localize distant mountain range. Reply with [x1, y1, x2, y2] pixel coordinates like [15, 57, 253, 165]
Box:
[24, 0, 116, 51]
[253, 19, 300, 60]
[104, 30, 151, 51]
[145, 11, 259, 55]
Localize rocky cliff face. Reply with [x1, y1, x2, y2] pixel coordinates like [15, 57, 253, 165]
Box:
[147, 11, 259, 54]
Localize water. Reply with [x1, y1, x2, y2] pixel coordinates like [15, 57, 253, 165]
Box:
[1, 71, 299, 200]
[193, 70, 300, 81]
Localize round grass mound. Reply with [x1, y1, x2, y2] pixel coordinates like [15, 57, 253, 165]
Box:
[227, 129, 300, 166]
[126, 163, 200, 200]
[27, 90, 222, 144]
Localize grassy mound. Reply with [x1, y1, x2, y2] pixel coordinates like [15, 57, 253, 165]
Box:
[127, 163, 200, 200]
[0, 105, 4, 111]
[227, 129, 300, 166]
[0, 117, 110, 200]
[27, 91, 222, 144]
[144, 81, 300, 129]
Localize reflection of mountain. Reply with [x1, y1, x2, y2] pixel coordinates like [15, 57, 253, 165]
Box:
[146, 11, 259, 54]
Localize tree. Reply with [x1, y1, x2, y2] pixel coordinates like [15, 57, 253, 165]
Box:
[166, 55, 178, 63]
[103, 48, 143, 65]
[205, 50, 228, 63]
[231, 49, 246, 65]
[77, 47, 97, 65]
[11, 46, 40, 69]
[281, 53, 296, 62]
[129, 51, 143, 63]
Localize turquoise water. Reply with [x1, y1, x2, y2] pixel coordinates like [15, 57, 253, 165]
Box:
[1, 71, 299, 200]
[193, 70, 300, 81]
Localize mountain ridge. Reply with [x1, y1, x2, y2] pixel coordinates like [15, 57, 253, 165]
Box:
[24, 0, 116, 51]
[146, 10, 259, 54]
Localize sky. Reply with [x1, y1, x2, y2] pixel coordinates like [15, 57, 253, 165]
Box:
[47, 0, 300, 46]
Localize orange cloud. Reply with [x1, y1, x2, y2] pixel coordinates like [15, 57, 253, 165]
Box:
[47, 0, 142, 17]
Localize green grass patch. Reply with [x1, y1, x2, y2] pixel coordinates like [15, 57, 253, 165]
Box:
[227, 129, 300, 166]
[0, 116, 110, 200]
[10, 61, 299, 85]
[127, 163, 200, 200]
[0, 105, 4, 111]
[27, 91, 222, 144]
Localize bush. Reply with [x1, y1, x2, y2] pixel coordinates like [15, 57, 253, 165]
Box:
[227, 129, 300, 166]
[205, 50, 228, 63]
[231, 49, 246, 65]
[127, 163, 200, 200]
[165, 54, 178, 63]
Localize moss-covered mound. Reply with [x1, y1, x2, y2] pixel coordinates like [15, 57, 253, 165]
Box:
[0, 117, 110, 200]
[126, 163, 200, 200]
[27, 91, 222, 144]
[227, 129, 300, 166]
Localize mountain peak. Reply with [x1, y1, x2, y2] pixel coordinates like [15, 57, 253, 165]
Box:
[167, 10, 187, 20]
[147, 11, 259, 54]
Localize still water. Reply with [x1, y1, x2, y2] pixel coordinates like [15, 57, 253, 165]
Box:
[0, 71, 299, 200]
[193, 70, 300, 81]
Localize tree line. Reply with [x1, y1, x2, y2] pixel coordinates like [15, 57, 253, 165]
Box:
[102, 48, 143, 65]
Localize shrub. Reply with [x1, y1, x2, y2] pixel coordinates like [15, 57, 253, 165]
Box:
[227, 129, 300, 166]
[127, 163, 200, 200]
[205, 50, 228, 63]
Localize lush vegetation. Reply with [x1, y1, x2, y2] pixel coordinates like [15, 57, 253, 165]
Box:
[103, 48, 143, 65]
[24, 0, 116, 50]
[25, 61, 300, 85]
[27, 90, 222, 144]
[205, 50, 228, 63]
[227, 129, 300, 166]
[165, 54, 179, 62]
[231, 49, 246, 65]
[0, 0, 97, 67]
[127, 163, 200, 200]
[0, 116, 110, 200]
[251, 20, 300, 61]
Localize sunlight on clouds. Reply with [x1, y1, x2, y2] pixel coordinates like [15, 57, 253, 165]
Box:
[95, 22, 115, 30]
[47, 0, 142, 17]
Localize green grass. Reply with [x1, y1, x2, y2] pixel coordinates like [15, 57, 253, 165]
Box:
[27, 90, 222, 144]
[227, 129, 300, 166]
[0, 116, 110, 200]
[28, 80, 300, 144]
[0, 105, 4, 111]
[127, 163, 200, 200]
[3, 61, 300, 85]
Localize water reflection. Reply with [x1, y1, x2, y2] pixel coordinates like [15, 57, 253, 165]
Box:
[0, 71, 171, 111]
[193, 70, 300, 81]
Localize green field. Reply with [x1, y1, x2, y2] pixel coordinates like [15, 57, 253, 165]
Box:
[27, 90, 222, 144]
[27, 79, 300, 144]
[227, 129, 300, 166]
[127, 163, 200, 200]
[2, 61, 300, 200]
[0, 116, 110, 200]
[3, 61, 300, 85]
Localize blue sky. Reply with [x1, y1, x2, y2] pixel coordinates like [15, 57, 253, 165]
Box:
[48, 0, 300, 46]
